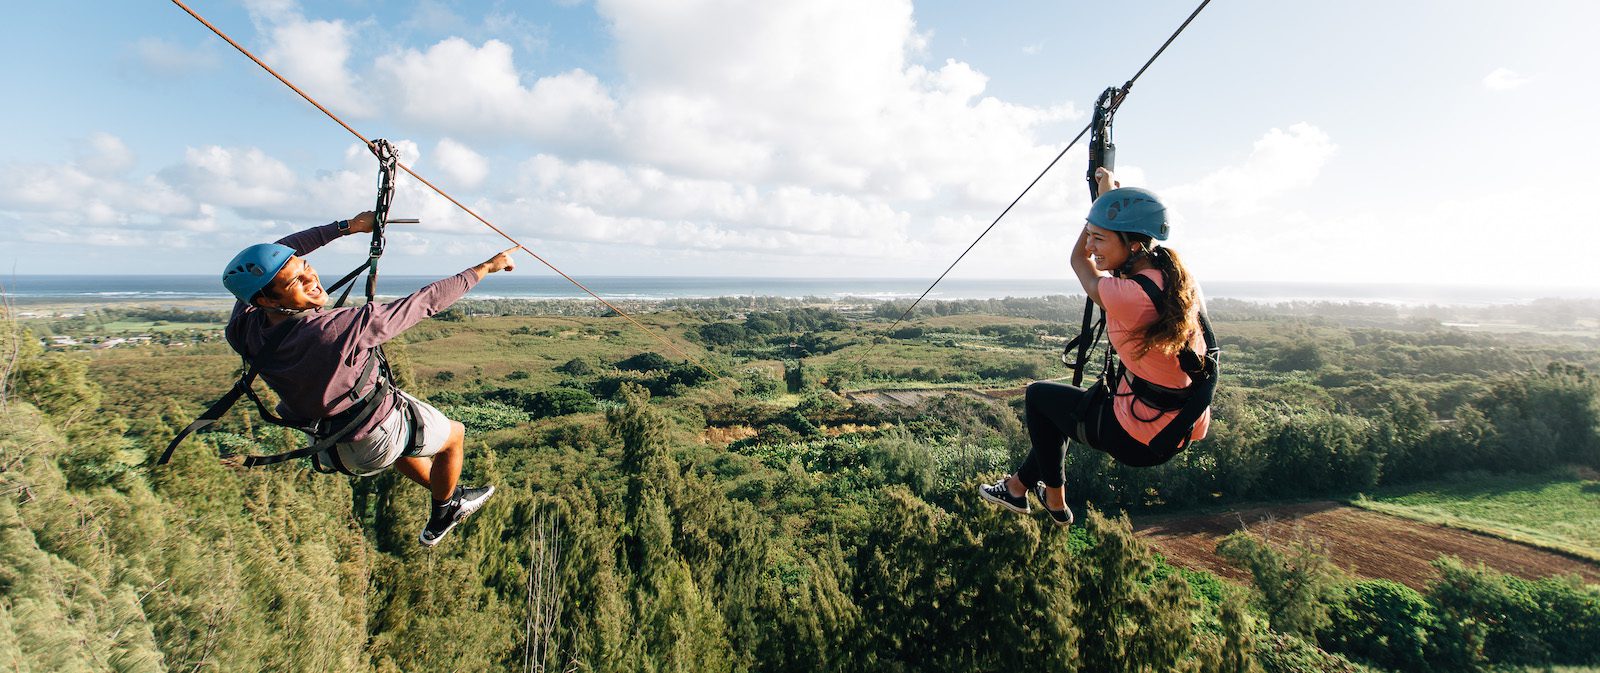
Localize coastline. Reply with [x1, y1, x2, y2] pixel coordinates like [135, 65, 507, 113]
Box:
[7, 275, 1599, 312]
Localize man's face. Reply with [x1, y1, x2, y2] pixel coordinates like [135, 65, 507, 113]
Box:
[258, 256, 326, 311]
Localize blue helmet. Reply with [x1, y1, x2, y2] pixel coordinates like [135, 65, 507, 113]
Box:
[1086, 187, 1169, 241]
[222, 243, 294, 303]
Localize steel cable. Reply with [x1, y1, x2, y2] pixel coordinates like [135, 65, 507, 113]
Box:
[852, 0, 1212, 371]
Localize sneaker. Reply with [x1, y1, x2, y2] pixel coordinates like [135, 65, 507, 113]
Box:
[419, 485, 497, 547]
[978, 477, 1030, 515]
[1031, 483, 1074, 527]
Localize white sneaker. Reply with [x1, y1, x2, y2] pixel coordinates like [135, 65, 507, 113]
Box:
[419, 485, 496, 547]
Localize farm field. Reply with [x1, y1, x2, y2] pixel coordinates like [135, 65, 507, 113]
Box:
[1352, 468, 1600, 563]
[1134, 501, 1600, 591]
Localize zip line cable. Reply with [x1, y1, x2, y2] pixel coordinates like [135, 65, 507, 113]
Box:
[169, 0, 711, 373]
[852, 0, 1211, 370]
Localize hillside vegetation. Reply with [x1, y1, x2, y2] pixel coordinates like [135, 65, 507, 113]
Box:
[3, 296, 1599, 672]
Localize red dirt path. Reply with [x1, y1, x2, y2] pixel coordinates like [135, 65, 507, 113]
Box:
[1133, 501, 1600, 590]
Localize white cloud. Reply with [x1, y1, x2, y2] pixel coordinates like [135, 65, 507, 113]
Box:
[129, 37, 220, 77]
[163, 146, 300, 213]
[0, 135, 193, 235]
[75, 132, 137, 177]
[250, 2, 372, 117]
[594, 0, 1076, 195]
[1483, 67, 1528, 91]
[374, 38, 619, 147]
[1140, 124, 1340, 284]
[367, 0, 1074, 202]
[3, 2, 1116, 275]
[499, 154, 914, 257]
[1163, 123, 1338, 219]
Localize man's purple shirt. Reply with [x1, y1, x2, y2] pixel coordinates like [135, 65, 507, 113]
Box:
[224, 222, 479, 441]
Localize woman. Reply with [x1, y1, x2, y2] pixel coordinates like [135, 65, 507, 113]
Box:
[978, 169, 1213, 525]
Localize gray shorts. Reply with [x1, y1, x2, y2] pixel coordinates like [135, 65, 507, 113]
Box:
[328, 390, 452, 477]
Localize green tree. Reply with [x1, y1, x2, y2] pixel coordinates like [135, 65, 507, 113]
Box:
[853, 487, 1079, 671]
[736, 368, 781, 400]
[610, 383, 732, 672]
[1074, 508, 1213, 673]
[784, 359, 809, 393]
[1477, 363, 1600, 470]
[1323, 579, 1435, 672]
[1216, 529, 1342, 639]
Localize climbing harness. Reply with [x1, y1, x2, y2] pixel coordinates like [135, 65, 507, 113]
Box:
[1066, 273, 1220, 458]
[853, 0, 1212, 370]
[158, 142, 406, 475]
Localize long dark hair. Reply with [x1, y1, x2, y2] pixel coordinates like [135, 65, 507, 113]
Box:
[1120, 232, 1199, 358]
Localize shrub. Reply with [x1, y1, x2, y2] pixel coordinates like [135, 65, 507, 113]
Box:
[737, 369, 781, 399]
[1426, 557, 1600, 670]
[438, 401, 532, 433]
[698, 322, 749, 346]
[615, 352, 672, 372]
[1322, 580, 1435, 672]
[528, 388, 598, 418]
[555, 358, 594, 376]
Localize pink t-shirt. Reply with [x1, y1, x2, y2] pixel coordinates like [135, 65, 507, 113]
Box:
[1099, 270, 1211, 446]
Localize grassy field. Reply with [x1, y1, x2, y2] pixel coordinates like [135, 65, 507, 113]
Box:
[1351, 468, 1600, 563]
[99, 319, 225, 333]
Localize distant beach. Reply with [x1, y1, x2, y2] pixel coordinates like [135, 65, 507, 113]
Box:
[4, 275, 1597, 310]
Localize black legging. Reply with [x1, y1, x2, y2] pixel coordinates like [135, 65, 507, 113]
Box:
[1014, 381, 1172, 488]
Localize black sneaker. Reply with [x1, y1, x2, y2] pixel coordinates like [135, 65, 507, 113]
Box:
[419, 485, 496, 547]
[1031, 483, 1074, 527]
[978, 477, 1030, 515]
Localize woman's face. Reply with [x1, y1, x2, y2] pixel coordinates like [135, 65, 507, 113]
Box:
[1084, 223, 1137, 272]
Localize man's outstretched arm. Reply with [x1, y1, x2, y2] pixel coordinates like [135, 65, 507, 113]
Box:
[353, 248, 518, 348]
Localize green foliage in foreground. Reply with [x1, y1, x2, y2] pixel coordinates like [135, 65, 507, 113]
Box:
[8, 298, 1600, 673]
[3, 355, 1274, 672]
[1221, 529, 1600, 673]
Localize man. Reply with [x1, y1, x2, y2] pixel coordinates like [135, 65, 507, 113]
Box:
[222, 211, 516, 546]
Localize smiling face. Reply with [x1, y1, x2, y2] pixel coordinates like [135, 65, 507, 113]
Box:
[1084, 223, 1141, 272]
[256, 255, 326, 311]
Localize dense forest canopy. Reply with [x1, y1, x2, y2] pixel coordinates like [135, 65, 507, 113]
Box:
[3, 295, 1598, 672]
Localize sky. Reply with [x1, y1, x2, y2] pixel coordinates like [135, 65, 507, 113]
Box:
[1, 0, 1597, 290]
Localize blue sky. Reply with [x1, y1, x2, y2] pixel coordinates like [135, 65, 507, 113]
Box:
[2, 0, 1597, 290]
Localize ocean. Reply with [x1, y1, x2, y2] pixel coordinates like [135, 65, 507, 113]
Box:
[3, 275, 1596, 306]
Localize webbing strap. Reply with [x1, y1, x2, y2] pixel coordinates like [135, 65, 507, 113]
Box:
[242, 376, 391, 468]
[325, 258, 372, 309]
[158, 381, 247, 465]
[1124, 273, 1219, 455]
[157, 315, 302, 465]
[158, 313, 390, 471]
[1063, 301, 1102, 385]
